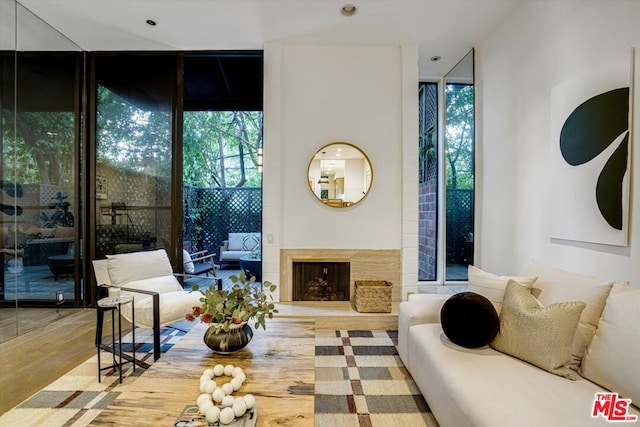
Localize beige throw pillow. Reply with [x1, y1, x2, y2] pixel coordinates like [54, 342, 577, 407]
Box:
[467, 265, 538, 314]
[491, 280, 586, 380]
[522, 260, 615, 370]
[580, 282, 640, 406]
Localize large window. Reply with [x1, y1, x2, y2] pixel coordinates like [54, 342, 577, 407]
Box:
[419, 49, 475, 283]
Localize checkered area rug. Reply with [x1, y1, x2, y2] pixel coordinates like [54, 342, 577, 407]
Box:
[314, 330, 440, 427]
[0, 321, 192, 427]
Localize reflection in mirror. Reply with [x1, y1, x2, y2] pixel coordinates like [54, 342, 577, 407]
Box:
[308, 142, 372, 208]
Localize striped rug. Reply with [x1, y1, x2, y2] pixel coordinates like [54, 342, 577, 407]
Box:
[0, 321, 192, 427]
[314, 330, 440, 427]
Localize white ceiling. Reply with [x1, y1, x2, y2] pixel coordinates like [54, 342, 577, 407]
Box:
[17, 0, 523, 77]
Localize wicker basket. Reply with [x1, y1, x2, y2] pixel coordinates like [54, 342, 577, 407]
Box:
[354, 280, 392, 313]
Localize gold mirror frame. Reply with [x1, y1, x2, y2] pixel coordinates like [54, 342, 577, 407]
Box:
[307, 142, 373, 208]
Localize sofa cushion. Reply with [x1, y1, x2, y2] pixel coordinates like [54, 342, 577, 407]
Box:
[580, 282, 640, 406]
[491, 281, 586, 380]
[220, 250, 251, 261]
[440, 292, 499, 348]
[522, 260, 615, 370]
[467, 265, 537, 314]
[106, 249, 174, 286]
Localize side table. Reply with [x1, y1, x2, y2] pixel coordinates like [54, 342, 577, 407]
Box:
[97, 295, 135, 383]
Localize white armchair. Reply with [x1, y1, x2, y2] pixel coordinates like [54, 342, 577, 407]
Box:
[92, 249, 217, 360]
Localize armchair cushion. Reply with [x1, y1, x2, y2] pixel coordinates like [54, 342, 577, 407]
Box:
[132, 290, 203, 327]
[106, 249, 173, 286]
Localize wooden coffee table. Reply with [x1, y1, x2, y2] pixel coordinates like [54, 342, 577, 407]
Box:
[89, 318, 315, 426]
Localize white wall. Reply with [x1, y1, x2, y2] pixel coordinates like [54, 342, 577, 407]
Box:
[263, 42, 418, 299]
[476, 0, 640, 284]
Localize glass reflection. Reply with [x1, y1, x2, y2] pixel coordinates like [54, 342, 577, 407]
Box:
[308, 142, 372, 208]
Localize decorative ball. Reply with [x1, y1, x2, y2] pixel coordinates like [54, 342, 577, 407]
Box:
[212, 387, 226, 403]
[440, 291, 500, 348]
[220, 407, 235, 425]
[213, 364, 225, 376]
[235, 372, 246, 383]
[231, 367, 243, 377]
[223, 364, 235, 376]
[231, 377, 243, 391]
[233, 400, 247, 417]
[221, 395, 235, 408]
[202, 368, 214, 379]
[197, 399, 214, 414]
[200, 374, 211, 384]
[205, 406, 221, 423]
[221, 382, 234, 395]
[196, 393, 213, 407]
[201, 379, 216, 394]
[243, 394, 256, 410]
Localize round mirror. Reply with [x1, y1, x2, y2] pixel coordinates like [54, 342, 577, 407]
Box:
[307, 142, 373, 208]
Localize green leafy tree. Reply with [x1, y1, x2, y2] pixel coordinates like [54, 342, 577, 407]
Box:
[444, 84, 474, 190]
[183, 110, 263, 188]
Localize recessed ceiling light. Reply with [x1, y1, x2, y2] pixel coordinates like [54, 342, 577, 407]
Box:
[430, 55, 441, 62]
[146, 19, 157, 26]
[341, 4, 357, 17]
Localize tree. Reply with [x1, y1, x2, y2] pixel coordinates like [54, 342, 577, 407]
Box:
[183, 110, 263, 188]
[444, 83, 474, 189]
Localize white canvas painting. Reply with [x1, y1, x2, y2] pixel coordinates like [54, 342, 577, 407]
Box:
[549, 48, 633, 246]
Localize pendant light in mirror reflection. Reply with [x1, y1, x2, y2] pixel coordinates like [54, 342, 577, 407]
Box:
[308, 142, 373, 208]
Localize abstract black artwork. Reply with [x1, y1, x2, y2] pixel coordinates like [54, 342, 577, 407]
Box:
[550, 48, 633, 246]
[559, 88, 630, 230]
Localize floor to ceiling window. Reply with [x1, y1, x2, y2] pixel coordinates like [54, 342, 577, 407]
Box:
[1, 52, 82, 306]
[181, 53, 263, 279]
[419, 49, 475, 283]
[90, 54, 178, 280]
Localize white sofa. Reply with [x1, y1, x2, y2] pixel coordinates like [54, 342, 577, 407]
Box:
[398, 261, 640, 427]
[219, 232, 261, 266]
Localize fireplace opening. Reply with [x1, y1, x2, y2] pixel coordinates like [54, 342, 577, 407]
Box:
[292, 261, 350, 301]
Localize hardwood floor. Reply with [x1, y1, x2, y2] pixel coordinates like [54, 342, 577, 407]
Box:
[0, 309, 111, 414]
[0, 301, 398, 415]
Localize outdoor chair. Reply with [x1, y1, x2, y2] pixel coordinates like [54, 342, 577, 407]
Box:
[183, 248, 219, 277]
[93, 248, 221, 361]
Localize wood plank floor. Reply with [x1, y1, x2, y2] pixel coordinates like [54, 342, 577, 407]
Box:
[0, 302, 398, 415]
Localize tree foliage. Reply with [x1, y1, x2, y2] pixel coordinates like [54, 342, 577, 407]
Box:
[444, 83, 474, 189]
[2, 111, 75, 186]
[183, 111, 263, 188]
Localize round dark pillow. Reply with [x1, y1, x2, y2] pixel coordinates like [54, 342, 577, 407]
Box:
[440, 292, 499, 348]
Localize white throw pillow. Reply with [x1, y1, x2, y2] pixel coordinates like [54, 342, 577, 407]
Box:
[241, 233, 261, 251]
[183, 249, 195, 274]
[106, 249, 174, 286]
[522, 260, 615, 371]
[467, 265, 537, 314]
[580, 282, 640, 406]
[228, 233, 245, 251]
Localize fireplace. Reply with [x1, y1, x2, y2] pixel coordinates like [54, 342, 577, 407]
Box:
[292, 261, 350, 301]
[280, 249, 401, 302]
